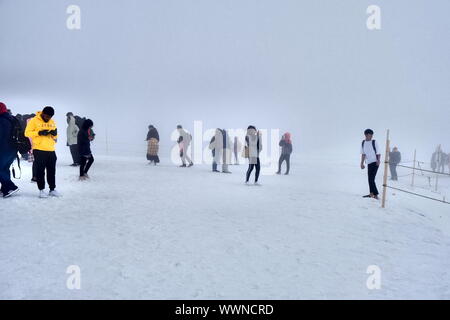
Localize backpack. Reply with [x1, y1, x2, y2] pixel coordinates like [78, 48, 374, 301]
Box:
[9, 116, 32, 179]
[10, 116, 32, 155]
[362, 140, 377, 154]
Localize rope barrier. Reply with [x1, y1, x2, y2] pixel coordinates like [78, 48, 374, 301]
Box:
[395, 164, 450, 176]
[383, 184, 449, 204]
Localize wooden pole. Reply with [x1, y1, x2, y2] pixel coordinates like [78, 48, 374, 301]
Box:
[381, 129, 390, 208]
[411, 149, 416, 187]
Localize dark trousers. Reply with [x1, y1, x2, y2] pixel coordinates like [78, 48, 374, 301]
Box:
[278, 154, 291, 174]
[69, 144, 80, 164]
[33, 150, 57, 191]
[389, 163, 398, 180]
[367, 162, 379, 196]
[0, 151, 17, 194]
[246, 158, 261, 182]
[80, 155, 94, 176]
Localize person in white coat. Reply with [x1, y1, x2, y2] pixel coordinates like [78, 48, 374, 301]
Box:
[66, 112, 80, 166]
[177, 125, 193, 167]
[245, 126, 262, 185]
[209, 128, 232, 173]
[233, 136, 242, 165]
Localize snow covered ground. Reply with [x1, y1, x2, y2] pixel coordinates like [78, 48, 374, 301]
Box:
[1, 154, 449, 299]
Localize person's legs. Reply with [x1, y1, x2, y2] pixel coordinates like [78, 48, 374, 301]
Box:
[185, 151, 192, 164]
[79, 156, 87, 176]
[285, 154, 290, 174]
[277, 155, 284, 173]
[0, 153, 17, 193]
[389, 164, 395, 180]
[46, 151, 57, 191]
[70, 144, 80, 164]
[392, 164, 398, 180]
[255, 158, 261, 182]
[367, 162, 379, 196]
[246, 164, 255, 182]
[84, 155, 94, 174]
[33, 150, 47, 190]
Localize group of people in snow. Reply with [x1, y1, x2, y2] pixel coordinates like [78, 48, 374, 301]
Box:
[145, 124, 294, 185]
[431, 145, 450, 174]
[0, 102, 96, 198]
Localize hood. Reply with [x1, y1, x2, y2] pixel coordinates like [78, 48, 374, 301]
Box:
[0, 102, 7, 115]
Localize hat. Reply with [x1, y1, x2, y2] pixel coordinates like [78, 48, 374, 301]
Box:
[0, 102, 7, 115]
[43, 106, 55, 116]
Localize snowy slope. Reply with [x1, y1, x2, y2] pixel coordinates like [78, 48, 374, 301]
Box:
[1, 154, 449, 299]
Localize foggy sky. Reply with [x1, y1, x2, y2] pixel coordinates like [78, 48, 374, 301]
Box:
[1, 0, 449, 160]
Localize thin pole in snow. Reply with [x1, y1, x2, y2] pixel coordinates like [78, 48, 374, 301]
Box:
[411, 149, 416, 187]
[105, 127, 109, 156]
[381, 129, 390, 209]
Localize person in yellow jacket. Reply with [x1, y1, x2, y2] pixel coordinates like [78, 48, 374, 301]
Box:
[25, 106, 61, 198]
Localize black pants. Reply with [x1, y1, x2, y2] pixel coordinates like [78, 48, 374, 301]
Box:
[246, 158, 261, 182]
[80, 155, 94, 177]
[69, 144, 80, 164]
[278, 154, 290, 174]
[367, 162, 379, 196]
[33, 150, 57, 191]
[389, 163, 398, 180]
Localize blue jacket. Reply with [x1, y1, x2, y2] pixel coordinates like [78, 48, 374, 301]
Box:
[0, 113, 16, 155]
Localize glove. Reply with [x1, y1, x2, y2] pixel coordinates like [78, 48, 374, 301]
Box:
[38, 130, 50, 136]
[49, 129, 58, 136]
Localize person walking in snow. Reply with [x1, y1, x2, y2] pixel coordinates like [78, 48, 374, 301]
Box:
[146, 125, 160, 165]
[276, 132, 293, 175]
[78, 119, 95, 180]
[245, 126, 262, 185]
[25, 106, 60, 198]
[209, 128, 232, 173]
[177, 125, 193, 167]
[66, 112, 80, 166]
[389, 147, 401, 181]
[0, 102, 20, 198]
[233, 136, 242, 165]
[209, 134, 219, 172]
[360, 129, 381, 199]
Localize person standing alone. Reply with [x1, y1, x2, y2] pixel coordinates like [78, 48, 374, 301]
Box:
[146, 125, 160, 165]
[177, 125, 193, 167]
[78, 119, 95, 180]
[360, 129, 381, 199]
[25, 106, 60, 198]
[66, 112, 80, 166]
[276, 132, 293, 175]
[389, 147, 401, 181]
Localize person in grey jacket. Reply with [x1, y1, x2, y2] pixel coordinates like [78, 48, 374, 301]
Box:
[389, 147, 401, 181]
[276, 132, 293, 175]
[66, 112, 80, 166]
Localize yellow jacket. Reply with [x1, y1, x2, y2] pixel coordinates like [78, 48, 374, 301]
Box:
[25, 112, 58, 151]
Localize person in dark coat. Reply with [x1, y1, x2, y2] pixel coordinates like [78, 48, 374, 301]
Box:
[0, 102, 19, 198]
[78, 119, 95, 180]
[389, 147, 401, 181]
[209, 135, 219, 172]
[276, 132, 293, 175]
[146, 125, 160, 164]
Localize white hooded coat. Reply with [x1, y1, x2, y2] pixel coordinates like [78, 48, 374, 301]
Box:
[67, 115, 80, 146]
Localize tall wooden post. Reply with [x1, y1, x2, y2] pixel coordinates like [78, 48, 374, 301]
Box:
[411, 149, 417, 187]
[381, 129, 390, 208]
